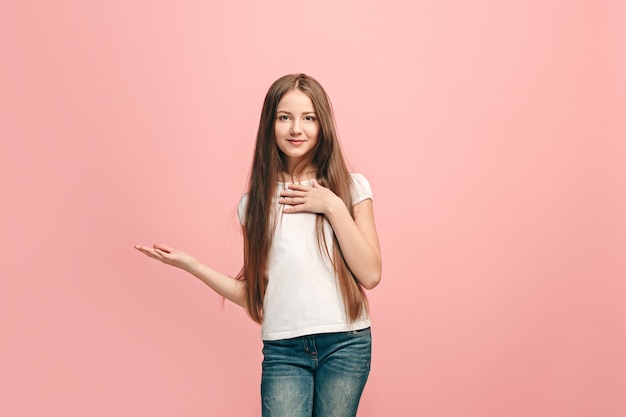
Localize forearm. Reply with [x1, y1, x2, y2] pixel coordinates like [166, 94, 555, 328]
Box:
[185, 261, 247, 307]
[325, 202, 382, 289]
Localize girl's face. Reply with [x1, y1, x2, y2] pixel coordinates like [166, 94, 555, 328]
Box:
[274, 89, 320, 173]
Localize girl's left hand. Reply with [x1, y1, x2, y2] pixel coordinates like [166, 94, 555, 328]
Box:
[279, 181, 343, 215]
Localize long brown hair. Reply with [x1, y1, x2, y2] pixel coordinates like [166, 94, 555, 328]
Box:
[239, 74, 367, 324]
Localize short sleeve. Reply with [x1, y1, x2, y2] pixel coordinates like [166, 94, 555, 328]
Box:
[350, 173, 373, 205]
[237, 193, 248, 225]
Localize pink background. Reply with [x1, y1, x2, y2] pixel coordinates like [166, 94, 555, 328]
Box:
[1, 0, 625, 416]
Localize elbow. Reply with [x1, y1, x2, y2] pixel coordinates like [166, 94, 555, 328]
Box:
[362, 276, 381, 290]
[359, 266, 382, 290]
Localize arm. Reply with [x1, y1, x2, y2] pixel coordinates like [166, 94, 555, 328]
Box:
[325, 198, 382, 289]
[134, 244, 247, 307]
[280, 182, 382, 289]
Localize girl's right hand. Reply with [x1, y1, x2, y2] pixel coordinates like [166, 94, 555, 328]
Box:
[134, 243, 198, 272]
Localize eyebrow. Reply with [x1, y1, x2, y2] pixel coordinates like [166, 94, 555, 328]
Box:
[276, 110, 317, 115]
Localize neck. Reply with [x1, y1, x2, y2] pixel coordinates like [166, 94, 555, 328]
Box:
[280, 167, 317, 183]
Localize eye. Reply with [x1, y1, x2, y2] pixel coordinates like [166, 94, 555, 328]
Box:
[278, 115, 290, 121]
[304, 115, 317, 121]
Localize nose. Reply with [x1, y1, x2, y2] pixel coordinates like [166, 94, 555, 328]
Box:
[290, 120, 302, 135]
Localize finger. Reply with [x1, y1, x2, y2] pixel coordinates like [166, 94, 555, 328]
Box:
[280, 190, 307, 198]
[280, 197, 306, 206]
[311, 180, 326, 189]
[135, 244, 154, 255]
[287, 183, 311, 191]
[153, 247, 171, 259]
[279, 194, 305, 202]
[283, 205, 305, 213]
[153, 243, 173, 253]
[135, 246, 162, 260]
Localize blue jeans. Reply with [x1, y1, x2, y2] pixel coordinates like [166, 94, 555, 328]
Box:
[261, 328, 372, 417]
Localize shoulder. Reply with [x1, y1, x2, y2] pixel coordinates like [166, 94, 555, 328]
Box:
[349, 173, 373, 205]
[237, 193, 249, 225]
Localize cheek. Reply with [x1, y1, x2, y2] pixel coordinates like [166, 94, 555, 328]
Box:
[275, 122, 289, 137]
[313, 128, 320, 142]
[273, 124, 282, 141]
[307, 125, 320, 139]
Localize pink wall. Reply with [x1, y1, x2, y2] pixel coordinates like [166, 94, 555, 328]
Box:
[1, 1, 624, 416]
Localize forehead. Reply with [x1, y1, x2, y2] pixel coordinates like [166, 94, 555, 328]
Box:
[276, 89, 316, 112]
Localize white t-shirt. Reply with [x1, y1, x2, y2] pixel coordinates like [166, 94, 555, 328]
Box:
[237, 173, 373, 341]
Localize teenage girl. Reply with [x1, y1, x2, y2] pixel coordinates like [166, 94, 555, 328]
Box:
[135, 73, 382, 417]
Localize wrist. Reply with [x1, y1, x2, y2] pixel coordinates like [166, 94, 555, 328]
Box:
[325, 195, 349, 218]
[184, 258, 200, 274]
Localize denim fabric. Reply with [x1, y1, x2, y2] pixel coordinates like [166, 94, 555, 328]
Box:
[261, 328, 372, 417]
